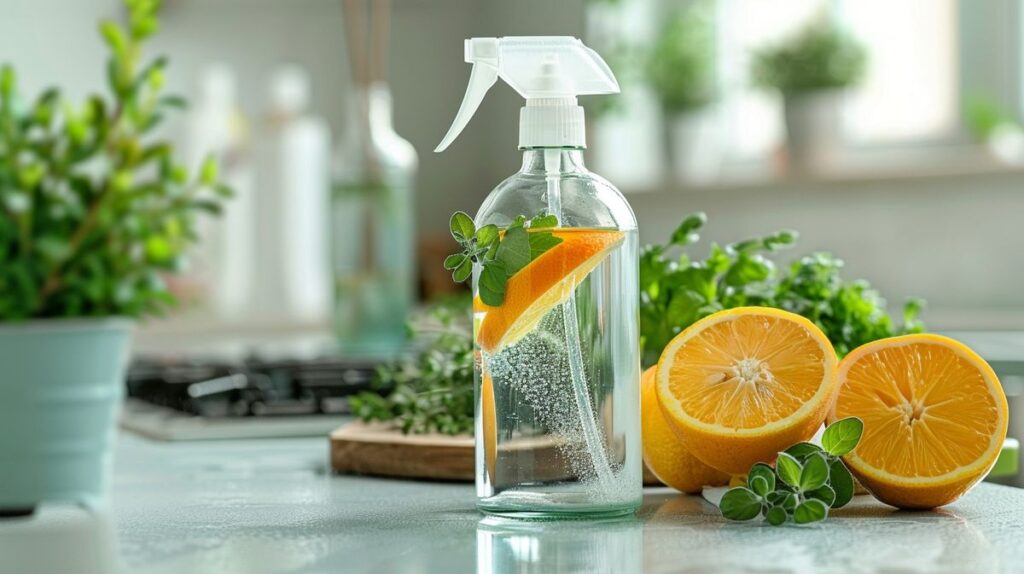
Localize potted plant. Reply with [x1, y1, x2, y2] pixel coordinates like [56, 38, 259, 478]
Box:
[964, 94, 1024, 165]
[0, 0, 228, 516]
[647, 4, 718, 184]
[752, 18, 866, 174]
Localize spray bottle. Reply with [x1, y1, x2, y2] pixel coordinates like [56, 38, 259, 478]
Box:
[437, 37, 641, 517]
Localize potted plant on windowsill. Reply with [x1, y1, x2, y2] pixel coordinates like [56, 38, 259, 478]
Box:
[647, 4, 718, 184]
[0, 0, 228, 516]
[752, 18, 866, 174]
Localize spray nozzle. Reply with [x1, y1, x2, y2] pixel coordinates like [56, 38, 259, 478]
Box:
[435, 36, 619, 152]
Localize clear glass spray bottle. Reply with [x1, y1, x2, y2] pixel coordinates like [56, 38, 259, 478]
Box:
[436, 37, 641, 518]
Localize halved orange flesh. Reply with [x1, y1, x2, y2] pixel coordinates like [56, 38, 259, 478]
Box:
[475, 228, 623, 353]
[641, 366, 730, 493]
[829, 334, 1008, 509]
[656, 307, 838, 474]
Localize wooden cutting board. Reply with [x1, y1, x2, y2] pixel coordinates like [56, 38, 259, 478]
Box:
[330, 421, 476, 481]
[330, 421, 663, 484]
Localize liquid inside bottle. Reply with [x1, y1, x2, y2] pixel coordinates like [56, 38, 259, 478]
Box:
[473, 150, 641, 518]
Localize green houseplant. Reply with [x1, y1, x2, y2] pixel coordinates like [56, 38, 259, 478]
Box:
[647, 7, 714, 116]
[751, 19, 866, 173]
[0, 0, 228, 515]
[646, 5, 720, 183]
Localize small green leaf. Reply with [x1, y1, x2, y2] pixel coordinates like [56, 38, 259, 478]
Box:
[780, 492, 798, 511]
[807, 484, 836, 507]
[475, 224, 499, 248]
[144, 236, 173, 263]
[495, 226, 531, 276]
[793, 499, 828, 524]
[764, 230, 798, 251]
[670, 212, 706, 246]
[147, 67, 166, 90]
[0, 65, 15, 98]
[748, 463, 776, 494]
[191, 199, 223, 215]
[171, 164, 188, 184]
[132, 15, 159, 39]
[443, 254, 466, 271]
[775, 453, 802, 488]
[478, 261, 507, 306]
[723, 252, 772, 287]
[99, 21, 126, 53]
[528, 231, 563, 259]
[750, 476, 770, 497]
[765, 506, 787, 526]
[719, 487, 762, 521]
[903, 297, 926, 332]
[829, 460, 855, 508]
[822, 417, 864, 456]
[785, 442, 824, 461]
[529, 213, 558, 229]
[159, 94, 188, 109]
[199, 155, 218, 185]
[765, 491, 786, 506]
[452, 258, 473, 283]
[450, 211, 475, 242]
[799, 453, 829, 492]
[36, 236, 71, 262]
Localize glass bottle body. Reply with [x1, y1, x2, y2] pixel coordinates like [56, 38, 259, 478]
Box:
[474, 149, 641, 518]
[331, 84, 416, 358]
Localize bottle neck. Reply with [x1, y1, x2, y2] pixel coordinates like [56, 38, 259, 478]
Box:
[348, 82, 395, 134]
[365, 83, 395, 133]
[520, 149, 587, 175]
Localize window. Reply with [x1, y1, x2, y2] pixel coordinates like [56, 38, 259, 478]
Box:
[715, 0, 960, 162]
[839, 0, 959, 144]
[715, 0, 824, 160]
[588, 0, 974, 178]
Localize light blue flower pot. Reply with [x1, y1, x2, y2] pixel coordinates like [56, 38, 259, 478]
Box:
[0, 318, 132, 514]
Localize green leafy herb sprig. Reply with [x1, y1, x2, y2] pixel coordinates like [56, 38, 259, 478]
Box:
[0, 0, 230, 320]
[444, 211, 563, 306]
[720, 417, 863, 526]
[350, 296, 475, 435]
[640, 212, 924, 366]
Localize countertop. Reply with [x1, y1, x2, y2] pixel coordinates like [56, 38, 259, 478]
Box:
[2, 434, 1024, 574]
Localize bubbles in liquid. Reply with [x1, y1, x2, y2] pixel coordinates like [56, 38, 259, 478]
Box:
[484, 306, 625, 500]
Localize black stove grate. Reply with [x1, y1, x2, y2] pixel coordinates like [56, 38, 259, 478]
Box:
[126, 356, 384, 418]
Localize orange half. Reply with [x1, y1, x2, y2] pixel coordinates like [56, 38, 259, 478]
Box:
[641, 366, 730, 493]
[829, 334, 1009, 509]
[656, 307, 838, 474]
[475, 228, 623, 353]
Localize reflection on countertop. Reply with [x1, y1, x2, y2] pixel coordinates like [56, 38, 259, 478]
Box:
[1, 433, 1021, 573]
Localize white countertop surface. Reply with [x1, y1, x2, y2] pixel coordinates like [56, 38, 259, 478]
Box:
[2, 432, 1024, 573]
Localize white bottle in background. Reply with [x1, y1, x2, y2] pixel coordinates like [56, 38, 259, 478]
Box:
[250, 66, 331, 324]
[184, 64, 256, 322]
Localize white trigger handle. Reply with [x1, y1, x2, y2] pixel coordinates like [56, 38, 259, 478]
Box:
[435, 38, 499, 152]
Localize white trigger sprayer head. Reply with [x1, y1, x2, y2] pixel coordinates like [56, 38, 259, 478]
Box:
[434, 36, 619, 152]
